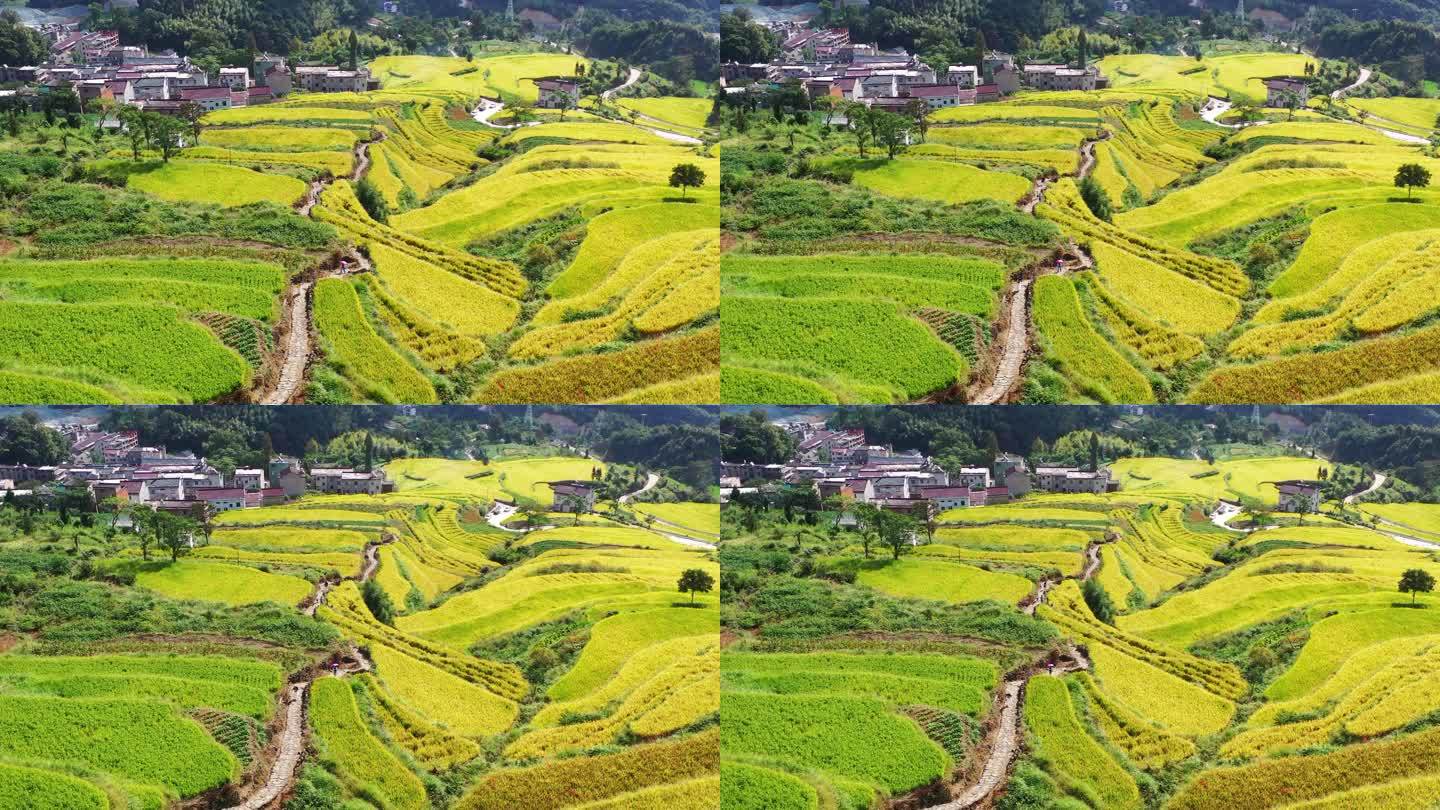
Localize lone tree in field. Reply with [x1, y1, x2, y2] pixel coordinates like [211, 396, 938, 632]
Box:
[678, 568, 714, 605]
[1395, 163, 1432, 200]
[877, 510, 919, 560]
[669, 163, 706, 199]
[1400, 568, 1435, 606]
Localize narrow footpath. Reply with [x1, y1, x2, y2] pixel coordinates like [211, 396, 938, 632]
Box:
[225, 527, 387, 808]
[924, 532, 1106, 808]
[971, 280, 1031, 405]
[261, 133, 383, 404]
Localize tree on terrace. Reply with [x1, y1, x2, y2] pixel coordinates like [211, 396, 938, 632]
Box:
[678, 567, 715, 606]
[147, 113, 187, 163]
[877, 509, 919, 560]
[670, 163, 706, 199]
[1400, 568, 1435, 606]
[177, 101, 205, 146]
[873, 110, 909, 160]
[1395, 163, 1431, 200]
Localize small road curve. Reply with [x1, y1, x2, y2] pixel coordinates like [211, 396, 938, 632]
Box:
[972, 279, 1030, 405]
[262, 282, 313, 405]
[225, 682, 308, 810]
[1332, 66, 1372, 100]
[486, 500, 526, 532]
[619, 473, 660, 504]
[1210, 500, 1247, 532]
[603, 67, 642, 100]
[1200, 97, 1243, 129]
[1345, 472, 1387, 505]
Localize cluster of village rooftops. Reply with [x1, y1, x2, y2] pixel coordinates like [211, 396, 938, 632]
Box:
[721, 22, 1110, 114]
[721, 419, 1121, 519]
[0, 422, 393, 518]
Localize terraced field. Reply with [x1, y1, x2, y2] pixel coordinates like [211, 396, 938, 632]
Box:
[721, 452, 1440, 809]
[1, 452, 717, 808]
[721, 51, 1440, 404]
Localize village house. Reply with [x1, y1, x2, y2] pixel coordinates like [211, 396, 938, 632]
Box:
[1035, 467, 1119, 494]
[217, 66, 251, 90]
[1264, 76, 1309, 107]
[193, 487, 246, 512]
[953, 467, 993, 490]
[534, 77, 580, 109]
[293, 65, 372, 94]
[309, 468, 394, 495]
[232, 468, 267, 491]
[178, 85, 233, 111]
[1023, 63, 1108, 91]
[1274, 480, 1323, 512]
[550, 481, 597, 512]
[919, 486, 971, 510]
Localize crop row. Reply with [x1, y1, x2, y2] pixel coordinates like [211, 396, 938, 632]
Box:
[366, 277, 490, 371]
[313, 278, 438, 404]
[368, 642, 519, 736]
[1084, 275, 1205, 370]
[1075, 672, 1194, 769]
[309, 677, 428, 809]
[473, 325, 719, 403]
[321, 581, 528, 699]
[506, 644, 717, 757]
[1032, 276, 1154, 404]
[362, 673, 481, 770]
[511, 234, 717, 359]
[1189, 322, 1440, 403]
[1025, 676, 1142, 809]
[0, 300, 249, 403]
[457, 728, 718, 810]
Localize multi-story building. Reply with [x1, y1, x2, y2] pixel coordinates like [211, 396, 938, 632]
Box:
[551, 481, 597, 512]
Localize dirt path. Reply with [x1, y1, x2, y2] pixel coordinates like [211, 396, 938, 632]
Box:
[225, 682, 309, 810]
[1076, 139, 1098, 180]
[1345, 472, 1386, 505]
[260, 133, 384, 404]
[971, 279, 1030, 404]
[262, 282, 313, 405]
[1020, 177, 1049, 215]
[1081, 543, 1102, 580]
[359, 543, 381, 582]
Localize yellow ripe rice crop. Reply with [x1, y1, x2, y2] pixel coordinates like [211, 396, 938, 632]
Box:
[368, 643, 520, 736]
[201, 126, 361, 152]
[1033, 276, 1154, 404]
[1089, 241, 1240, 336]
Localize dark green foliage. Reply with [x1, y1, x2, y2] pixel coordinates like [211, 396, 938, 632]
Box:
[1189, 207, 1310, 286]
[468, 612, 591, 687]
[1077, 176, 1114, 223]
[1190, 611, 1310, 689]
[723, 574, 1057, 646]
[0, 412, 69, 466]
[1400, 568, 1436, 605]
[354, 178, 390, 224]
[4, 577, 336, 649]
[1081, 578, 1115, 624]
[722, 151, 1060, 252]
[678, 567, 715, 604]
[361, 578, 395, 625]
[8, 181, 336, 250]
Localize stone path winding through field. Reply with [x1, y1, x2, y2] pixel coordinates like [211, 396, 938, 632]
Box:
[261, 133, 384, 404]
[225, 681, 309, 810]
[971, 279, 1030, 405]
[262, 282, 313, 405]
[925, 533, 1106, 808]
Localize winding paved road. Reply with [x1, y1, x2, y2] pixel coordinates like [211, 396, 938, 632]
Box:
[619, 473, 660, 504]
[1332, 67, 1372, 100]
[972, 280, 1030, 405]
[1345, 472, 1387, 505]
[603, 67, 642, 100]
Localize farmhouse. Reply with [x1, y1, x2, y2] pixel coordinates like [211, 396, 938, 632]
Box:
[953, 467, 993, 490]
[1274, 480, 1323, 513]
[1264, 76, 1309, 107]
[1023, 63, 1109, 91]
[231, 468, 267, 491]
[193, 487, 246, 512]
[919, 486, 971, 510]
[534, 77, 580, 108]
[309, 468, 394, 495]
[292, 65, 373, 93]
[550, 480, 597, 512]
[1035, 466, 1119, 494]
